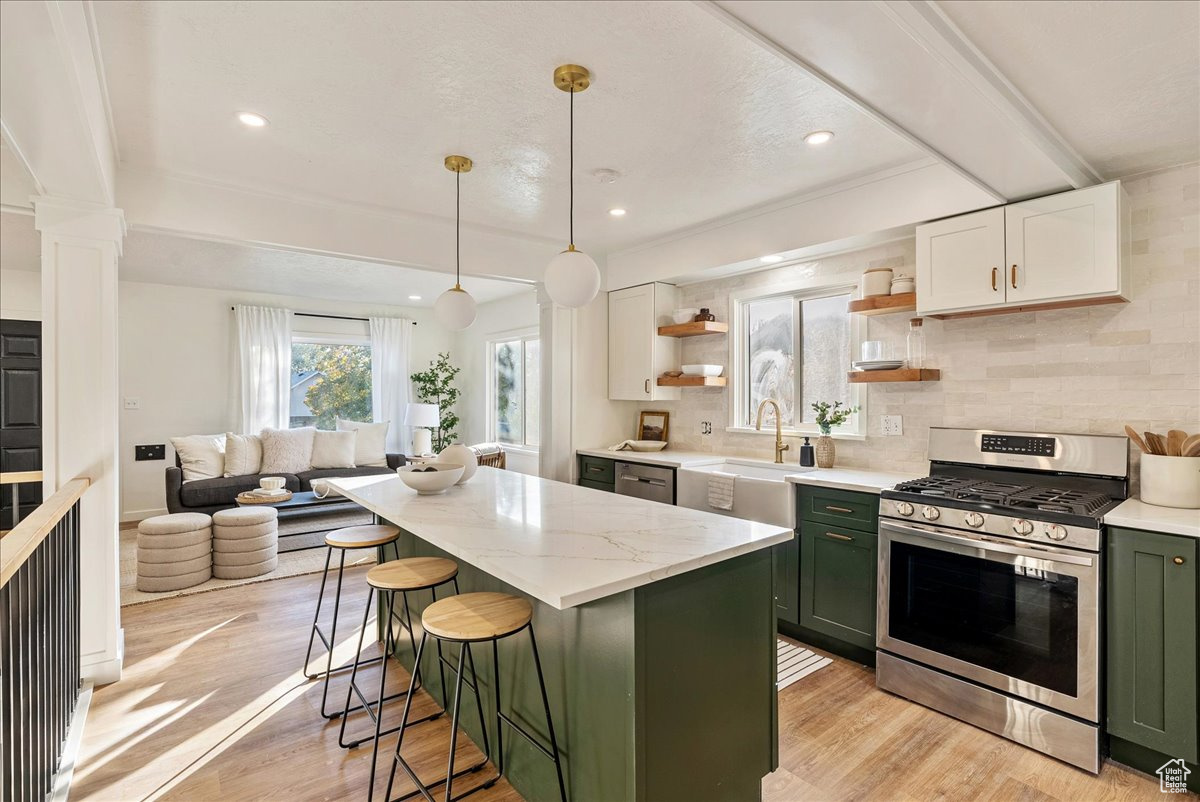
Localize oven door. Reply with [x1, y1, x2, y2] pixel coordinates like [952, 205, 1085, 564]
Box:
[877, 519, 1100, 722]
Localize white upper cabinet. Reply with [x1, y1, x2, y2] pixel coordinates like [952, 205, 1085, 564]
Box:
[917, 181, 1129, 317]
[916, 207, 1006, 315]
[608, 283, 680, 402]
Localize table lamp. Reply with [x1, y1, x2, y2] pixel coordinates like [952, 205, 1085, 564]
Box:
[405, 403, 440, 456]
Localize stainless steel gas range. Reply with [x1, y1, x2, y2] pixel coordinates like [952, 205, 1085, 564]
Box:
[875, 427, 1129, 773]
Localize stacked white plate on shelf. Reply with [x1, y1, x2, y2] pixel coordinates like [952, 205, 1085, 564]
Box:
[852, 359, 905, 371]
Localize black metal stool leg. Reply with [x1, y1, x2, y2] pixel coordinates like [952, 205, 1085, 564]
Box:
[528, 626, 567, 802]
[301, 546, 334, 678]
[443, 642, 468, 802]
[492, 639, 504, 778]
[338, 584, 377, 748]
[386, 631, 430, 802]
[319, 548, 348, 718]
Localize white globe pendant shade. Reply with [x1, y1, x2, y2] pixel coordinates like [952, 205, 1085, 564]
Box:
[544, 247, 601, 308]
[434, 285, 477, 330]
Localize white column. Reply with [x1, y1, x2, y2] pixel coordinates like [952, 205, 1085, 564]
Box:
[34, 197, 126, 685]
[536, 284, 575, 482]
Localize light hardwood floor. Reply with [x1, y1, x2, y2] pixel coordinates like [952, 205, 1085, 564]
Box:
[74, 567, 1163, 801]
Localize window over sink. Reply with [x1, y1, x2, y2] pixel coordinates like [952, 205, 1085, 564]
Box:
[732, 286, 863, 436]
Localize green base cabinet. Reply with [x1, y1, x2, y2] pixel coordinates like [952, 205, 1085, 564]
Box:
[773, 533, 800, 625]
[577, 455, 615, 492]
[798, 522, 877, 650]
[1107, 526, 1199, 773]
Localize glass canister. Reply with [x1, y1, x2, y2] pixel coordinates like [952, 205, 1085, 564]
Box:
[906, 317, 926, 369]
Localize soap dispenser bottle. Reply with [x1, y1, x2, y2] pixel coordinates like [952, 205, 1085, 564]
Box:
[799, 436, 815, 467]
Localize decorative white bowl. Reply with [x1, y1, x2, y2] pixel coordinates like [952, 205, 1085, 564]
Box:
[397, 462, 465, 495]
[259, 476, 287, 491]
[626, 440, 669, 452]
[438, 444, 478, 484]
[681, 364, 723, 377]
[671, 308, 700, 325]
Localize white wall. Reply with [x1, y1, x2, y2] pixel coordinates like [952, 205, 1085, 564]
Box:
[118, 281, 454, 519]
[0, 269, 40, 320]
[453, 289, 540, 475]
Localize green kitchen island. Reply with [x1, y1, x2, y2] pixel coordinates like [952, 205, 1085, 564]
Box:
[330, 467, 791, 802]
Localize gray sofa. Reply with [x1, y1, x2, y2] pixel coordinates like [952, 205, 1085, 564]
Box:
[165, 453, 406, 516]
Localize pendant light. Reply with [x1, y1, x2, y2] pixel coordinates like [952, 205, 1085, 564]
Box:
[543, 64, 601, 308]
[434, 155, 478, 330]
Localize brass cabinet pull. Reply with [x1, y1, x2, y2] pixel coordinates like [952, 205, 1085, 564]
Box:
[991, 267, 998, 291]
[1174, 556, 1186, 565]
[644, 378, 650, 394]
[587, 465, 603, 474]
[824, 505, 854, 514]
[1011, 264, 1018, 288]
[825, 532, 854, 542]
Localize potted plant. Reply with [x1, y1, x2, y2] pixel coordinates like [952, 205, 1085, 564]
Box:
[410, 352, 462, 453]
[811, 400, 858, 468]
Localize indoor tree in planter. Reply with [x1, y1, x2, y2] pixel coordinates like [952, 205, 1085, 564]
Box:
[410, 352, 462, 452]
[811, 400, 859, 468]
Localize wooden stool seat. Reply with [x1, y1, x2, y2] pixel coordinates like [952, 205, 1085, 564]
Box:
[325, 524, 400, 549]
[422, 592, 532, 642]
[367, 557, 458, 591]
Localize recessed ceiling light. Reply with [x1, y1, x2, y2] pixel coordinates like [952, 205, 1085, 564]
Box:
[237, 111, 269, 128]
[760, 255, 785, 264]
[609, 208, 627, 217]
[804, 130, 834, 145]
[408, 295, 422, 301]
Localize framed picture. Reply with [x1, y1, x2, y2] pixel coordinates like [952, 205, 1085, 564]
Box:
[638, 410, 670, 442]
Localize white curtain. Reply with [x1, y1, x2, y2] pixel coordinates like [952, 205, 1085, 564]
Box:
[370, 316, 413, 453]
[234, 305, 292, 434]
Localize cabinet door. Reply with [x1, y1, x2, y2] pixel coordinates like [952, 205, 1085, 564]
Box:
[608, 285, 655, 400]
[1107, 527, 1198, 763]
[773, 533, 799, 626]
[1006, 182, 1124, 305]
[916, 207, 1006, 315]
[799, 524, 877, 649]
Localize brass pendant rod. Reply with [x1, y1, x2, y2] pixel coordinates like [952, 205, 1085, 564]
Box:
[456, 168, 461, 287]
[569, 84, 575, 248]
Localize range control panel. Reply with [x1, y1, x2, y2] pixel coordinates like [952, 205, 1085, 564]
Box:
[980, 434, 1057, 457]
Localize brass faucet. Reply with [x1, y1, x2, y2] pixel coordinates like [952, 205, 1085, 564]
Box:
[755, 399, 791, 464]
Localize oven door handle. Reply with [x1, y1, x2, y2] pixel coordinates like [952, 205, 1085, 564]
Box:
[880, 520, 1095, 567]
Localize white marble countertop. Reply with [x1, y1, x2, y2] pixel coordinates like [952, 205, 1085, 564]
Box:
[328, 467, 792, 610]
[576, 448, 919, 494]
[1104, 499, 1200, 539]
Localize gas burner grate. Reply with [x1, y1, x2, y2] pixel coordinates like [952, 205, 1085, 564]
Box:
[950, 481, 1030, 505]
[1008, 487, 1114, 516]
[892, 476, 977, 496]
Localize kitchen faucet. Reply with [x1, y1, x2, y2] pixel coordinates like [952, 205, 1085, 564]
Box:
[755, 399, 790, 464]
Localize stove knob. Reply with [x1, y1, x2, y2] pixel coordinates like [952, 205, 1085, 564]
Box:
[964, 512, 985, 528]
[1046, 524, 1068, 541]
[921, 506, 940, 521]
[1012, 519, 1034, 536]
[895, 502, 914, 517]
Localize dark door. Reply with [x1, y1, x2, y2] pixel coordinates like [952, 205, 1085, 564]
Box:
[0, 319, 42, 529]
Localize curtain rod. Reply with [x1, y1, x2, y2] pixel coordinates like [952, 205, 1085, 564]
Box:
[230, 308, 416, 325]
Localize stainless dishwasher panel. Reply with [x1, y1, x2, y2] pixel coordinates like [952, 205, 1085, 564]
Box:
[614, 461, 675, 505]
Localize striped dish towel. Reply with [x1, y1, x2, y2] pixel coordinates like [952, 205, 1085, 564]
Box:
[777, 640, 832, 690]
[707, 471, 736, 510]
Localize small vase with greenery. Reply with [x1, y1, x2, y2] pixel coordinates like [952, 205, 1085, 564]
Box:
[810, 400, 858, 468]
[410, 352, 462, 453]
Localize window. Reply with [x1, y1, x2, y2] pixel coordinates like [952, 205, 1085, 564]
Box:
[489, 333, 540, 449]
[289, 340, 372, 429]
[734, 287, 862, 434]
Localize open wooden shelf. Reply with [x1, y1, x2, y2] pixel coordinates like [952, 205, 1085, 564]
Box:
[657, 375, 727, 388]
[657, 321, 729, 338]
[848, 368, 940, 384]
[848, 292, 917, 316]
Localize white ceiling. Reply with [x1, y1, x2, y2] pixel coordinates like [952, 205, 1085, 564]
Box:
[0, 211, 527, 307]
[937, 0, 1200, 179]
[91, 0, 925, 252]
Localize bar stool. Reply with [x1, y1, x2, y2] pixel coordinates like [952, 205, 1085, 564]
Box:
[341, 557, 479, 802]
[303, 524, 401, 719]
[386, 592, 567, 802]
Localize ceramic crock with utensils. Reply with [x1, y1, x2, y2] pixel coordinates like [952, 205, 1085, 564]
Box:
[1125, 424, 1200, 508]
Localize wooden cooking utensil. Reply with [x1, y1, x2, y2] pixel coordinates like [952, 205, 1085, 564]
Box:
[1145, 432, 1166, 455]
[1167, 429, 1187, 457]
[1124, 425, 1150, 453]
[1182, 433, 1200, 458]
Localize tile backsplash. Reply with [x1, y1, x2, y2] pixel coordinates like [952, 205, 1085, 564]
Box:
[640, 163, 1199, 481]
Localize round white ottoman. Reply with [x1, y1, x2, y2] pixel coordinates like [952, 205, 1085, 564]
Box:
[212, 507, 279, 579]
[137, 512, 213, 592]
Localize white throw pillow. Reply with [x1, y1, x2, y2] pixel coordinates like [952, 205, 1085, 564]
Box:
[260, 427, 316, 474]
[223, 432, 263, 477]
[170, 434, 226, 483]
[311, 430, 357, 469]
[336, 419, 389, 467]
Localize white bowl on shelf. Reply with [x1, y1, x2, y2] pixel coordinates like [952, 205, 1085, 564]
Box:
[626, 440, 669, 452]
[671, 308, 700, 325]
[397, 462, 465, 495]
[681, 364, 723, 377]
